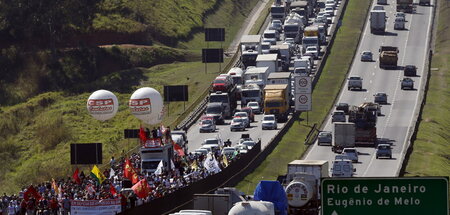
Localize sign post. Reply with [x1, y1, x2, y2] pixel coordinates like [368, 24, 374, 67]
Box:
[321, 177, 449, 215]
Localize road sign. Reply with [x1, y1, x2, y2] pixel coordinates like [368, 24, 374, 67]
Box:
[294, 75, 312, 94]
[321, 177, 449, 215]
[295, 93, 311, 111]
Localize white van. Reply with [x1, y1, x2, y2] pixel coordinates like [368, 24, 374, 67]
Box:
[394, 17, 405, 30]
[331, 159, 355, 177]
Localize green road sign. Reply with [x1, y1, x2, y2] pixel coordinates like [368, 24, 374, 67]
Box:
[321, 177, 448, 215]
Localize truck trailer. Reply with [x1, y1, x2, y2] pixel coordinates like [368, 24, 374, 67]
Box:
[264, 84, 290, 122]
[370, 6, 386, 34]
[397, 0, 414, 13]
[379, 46, 399, 69]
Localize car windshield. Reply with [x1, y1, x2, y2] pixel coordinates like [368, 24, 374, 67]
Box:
[233, 118, 244, 123]
[264, 33, 275, 39]
[349, 77, 360, 80]
[206, 106, 222, 114]
[378, 145, 390, 150]
[202, 120, 213, 125]
[334, 112, 344, 115]
[345, 149, 356, 153]
[242, 90, 260, 97]
[214, 79, 226, 84]
[242, 141, 255, 147]
[235, 113, 247, 117]
[248, 103, 258, 107]
[264, 116, 275, 121]
[319, 132, 330, 137]
[363, 51, 371, 55]
[205, 139, 218, 145]
[266, 102, 282, 107]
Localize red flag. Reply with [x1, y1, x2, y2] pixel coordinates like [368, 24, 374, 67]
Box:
[110, 183, 117, 196]
[139, 126, 147, 144]
[73, 168, 81, 184]
[124, 159, 139, 184]
[173, 142, 185, 157]
[24, 185, 41, 201]
[132, 179, 151, 198]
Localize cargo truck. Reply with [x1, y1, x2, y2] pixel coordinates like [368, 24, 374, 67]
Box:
[256, 54, 280, 73]
[140, 143, 173, 174]
[240, 35, 262, 68]
[379, 46, 399, 69]
[397, 0, 414, 13]
[348, 103, 378, 146]
[244, 67, 270, 89]
[264, 84, 290, 122]
[271, 2, 287, 20]
[283, 14, 304, 43]
[267, 72, 292, 105]
[209, 91, 237, 118]
[332, 122, 355, 153]
[370, 6, 386, 34]
[277, 160, 329, 215]
[270, 44, 292, 70]
[241, 84, 263, 106]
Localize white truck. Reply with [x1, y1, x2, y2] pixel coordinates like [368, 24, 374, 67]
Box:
[227, 67, 244, 86]
[241, 84, 263, 106]
[270, 2, 287, 20]
[244, 67, 270, 89]
[283, 14, 304, 43]
[332, 122, 356, 153]
[140, 143, 173, 174]
[240, 35, 262, 68]
[370, 6, 386, 34]
[281, 160, 329, 215]
[330, 159, 355, 177]
[302, 36, 319, 53]
[293, 56, 312, 75]
[256, 54, 280, 73]
[270, 44, 292, 68]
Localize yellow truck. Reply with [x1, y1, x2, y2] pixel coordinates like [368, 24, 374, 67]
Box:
[303, 26, 319, 37]
[263, 84, 290, 122]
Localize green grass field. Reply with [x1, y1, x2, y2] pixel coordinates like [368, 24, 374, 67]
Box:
[236, 0, 372, 194]
[0, 0, 256, 194]
[403, 1, 450, 178]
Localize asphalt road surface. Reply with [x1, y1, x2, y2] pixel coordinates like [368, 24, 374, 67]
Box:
[304, 0, 434, 177]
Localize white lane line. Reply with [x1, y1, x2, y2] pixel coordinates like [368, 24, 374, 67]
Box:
[372, 72, 375, 76]
[363, 2, 431, 176]
[369, 80, 372, 84]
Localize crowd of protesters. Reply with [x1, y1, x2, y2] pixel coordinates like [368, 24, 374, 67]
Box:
[1, 126, 242, 215]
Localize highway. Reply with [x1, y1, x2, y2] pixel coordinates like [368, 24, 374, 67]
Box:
[185, 0, 342, 153]
[304, 0, 434, 177]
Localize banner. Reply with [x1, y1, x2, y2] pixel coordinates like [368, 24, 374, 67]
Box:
[71, 199, 121, 215]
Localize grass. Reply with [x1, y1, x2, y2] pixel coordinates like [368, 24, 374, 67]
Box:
[403, 1, 450, 178]
[178, 0, 260, 50]
[0, 0, 257, 194]
[249, 0, 274, 35]
[235, 0, 372, 194]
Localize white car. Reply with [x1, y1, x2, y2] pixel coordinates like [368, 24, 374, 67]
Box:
[305, 46, 319, 59]
[233, 112, 250, 128]
[325, 6, 334, 17]
[247, 102, 261, 114]
[261, 114, 277, 130]
[240, 141, 256, 150]
[342, 148, 359, 163]
[235, 144, 249, 154]
[230, 117, 246, 131]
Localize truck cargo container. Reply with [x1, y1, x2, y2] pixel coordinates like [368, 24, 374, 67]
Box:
[379, 46, 399, 69]
[256, 54, 280, 73]
[264, 84, 290, 122]
[370, 6, 386, 34]
[240, 35, 262, 68]
[397, 0, 414, 13]
[278, 160, 329, 215]
[332, 122, 355, 153]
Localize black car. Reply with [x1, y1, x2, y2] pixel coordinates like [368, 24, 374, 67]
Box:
[336, 103, 349, 114]
[404, 65, 417, 76]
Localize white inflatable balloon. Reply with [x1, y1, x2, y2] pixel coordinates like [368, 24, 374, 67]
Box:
[87, 90, 119, 121]
[129, 87, 164, 125]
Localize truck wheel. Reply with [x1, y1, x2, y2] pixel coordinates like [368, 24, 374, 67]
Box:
[376, 155, 379, 159]
[389, 155, 392, 159]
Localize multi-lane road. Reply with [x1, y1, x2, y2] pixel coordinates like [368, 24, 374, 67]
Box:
[305, 0, 434, 176]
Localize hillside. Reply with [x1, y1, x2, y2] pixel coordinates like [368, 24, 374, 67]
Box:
[0, 0, 259, 193]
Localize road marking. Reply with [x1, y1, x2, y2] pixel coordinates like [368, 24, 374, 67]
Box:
[372, 72, 375, 76]
[363, 1, 432, 176]
[369, 80, 372, 84]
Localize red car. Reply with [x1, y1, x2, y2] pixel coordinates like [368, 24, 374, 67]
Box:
[212, 77, 231, 92]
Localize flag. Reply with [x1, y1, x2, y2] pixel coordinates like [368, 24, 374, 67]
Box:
[110, 183, 117, 196]
[24, 185, 41, 201]
[52, 179, 59, 195]
[86, 184, 95, 195]
[72, 168, 81, 184]
[154, 160, 164, 175]
[173, 142, 185, 157]
[124, 159, 139, 184]
[109, 168, 115, 179]
[132, 179, 151, 199]
[203, 154, 221, 174]
[139, 125, 148, 144]
[222, 155, 229, 167]
[90, 165, 106, 185]
[190, 160, 198, 171]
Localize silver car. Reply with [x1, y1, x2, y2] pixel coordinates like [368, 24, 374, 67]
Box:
[332, 111, 346, 123]
[401, 78, 414, 90]
[261, 114, 277, 130]
[361, 51, 373, 61]
[318, 131, 332, 145]
[373, 92, 388, 104]
[230, 117, 246, 131]
[342, 148, 359, 163]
